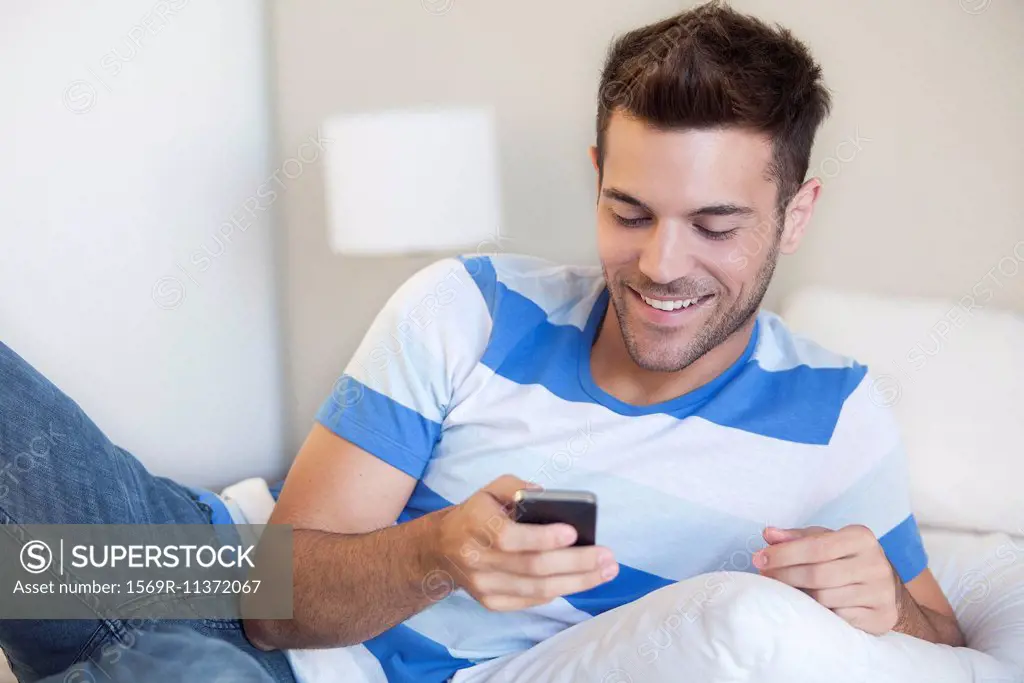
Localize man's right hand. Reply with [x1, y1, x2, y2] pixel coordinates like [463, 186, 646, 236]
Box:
[428, 475, 619, 612]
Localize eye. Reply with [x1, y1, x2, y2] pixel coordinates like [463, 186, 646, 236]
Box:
[612, 212, 651, 228]
[696, 225, 738, 241]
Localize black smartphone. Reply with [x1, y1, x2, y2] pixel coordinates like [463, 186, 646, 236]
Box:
[512, 489, 597, 547]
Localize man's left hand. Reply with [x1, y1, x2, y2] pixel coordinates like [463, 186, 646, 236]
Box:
[753, 525, 900, 635]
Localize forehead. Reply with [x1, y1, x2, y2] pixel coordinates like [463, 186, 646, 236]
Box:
[601, 112, 777, 210]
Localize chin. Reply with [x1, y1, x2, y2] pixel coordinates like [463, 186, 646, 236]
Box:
[613, 298, 717, 372]
[623, 327, 706, 373]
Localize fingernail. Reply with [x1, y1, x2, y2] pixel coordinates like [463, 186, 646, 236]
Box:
[753, 551, 767, 569]
[601, 563, 619, 580]
[597, 549, 614, 566]
[560, 527, 576, 544]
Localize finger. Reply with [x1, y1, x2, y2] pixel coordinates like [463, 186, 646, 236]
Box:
[482, 474, 542, 507]
[761, 556, 867, 589]
[755, 529, 860, 570]
[467, 478, 540, 537]
[762, 526, 830, 545]
[471, 565, 618, 603]
[476, 594, 551, 612]
[499, 546, 616, 577]
[763, 527, 797, 545]
[808, 584, 874, 609]
[493, 520, 578, 553]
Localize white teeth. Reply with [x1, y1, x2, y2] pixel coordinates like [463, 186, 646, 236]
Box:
[640, 294, 703, 311]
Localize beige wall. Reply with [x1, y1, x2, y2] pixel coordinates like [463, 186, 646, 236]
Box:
[269, 0, 1023, 453]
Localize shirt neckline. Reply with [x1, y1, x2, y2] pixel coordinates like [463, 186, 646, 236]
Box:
[577, 288, 761, 416]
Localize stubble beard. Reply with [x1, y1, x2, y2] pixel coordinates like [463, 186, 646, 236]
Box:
[603, 242, 779, 373]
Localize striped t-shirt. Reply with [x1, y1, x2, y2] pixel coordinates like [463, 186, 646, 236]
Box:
[284, 254, 927, 683]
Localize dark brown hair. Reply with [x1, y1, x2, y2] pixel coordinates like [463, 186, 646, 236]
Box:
[596, 1, 832, 212]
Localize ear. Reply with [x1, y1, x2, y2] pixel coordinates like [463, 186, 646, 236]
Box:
[779, 178, 821, 255]
[589, 145, 601, 195]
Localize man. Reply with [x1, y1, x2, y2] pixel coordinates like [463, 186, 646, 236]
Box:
[0, 2, 963, 682]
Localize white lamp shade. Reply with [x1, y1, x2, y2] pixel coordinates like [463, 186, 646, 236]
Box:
[322, 106, 503, 255]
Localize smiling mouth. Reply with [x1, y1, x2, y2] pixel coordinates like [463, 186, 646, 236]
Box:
[635, 291, 715, 312]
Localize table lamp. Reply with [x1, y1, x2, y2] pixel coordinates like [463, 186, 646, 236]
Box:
[321, 105, 503, 256]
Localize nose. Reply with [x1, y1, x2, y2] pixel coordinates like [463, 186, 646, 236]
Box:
[637, 220, 695, 285]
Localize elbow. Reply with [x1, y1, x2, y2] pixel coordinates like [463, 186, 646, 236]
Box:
[243, 618, 287, 652]
[243, 617, 365, 651]
[947, 620, 967, 648]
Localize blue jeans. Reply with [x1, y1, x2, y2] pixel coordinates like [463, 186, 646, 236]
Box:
[0, 342, 295, 683]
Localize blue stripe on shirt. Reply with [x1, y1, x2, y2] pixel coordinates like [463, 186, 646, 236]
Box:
[880, 514, 929, 583]
[316, 376, 442, 479]
[565, 562, 676, 616]
[699, 362, 867, 445]
[398, 481, 456, 523]
[459, 255, 552, 370]
[457, 255, 499, 317]
[362, 623, 476, 683]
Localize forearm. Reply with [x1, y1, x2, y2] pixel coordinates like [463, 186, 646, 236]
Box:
[245, 510, 445, 650]
[894, 581, 965, 646]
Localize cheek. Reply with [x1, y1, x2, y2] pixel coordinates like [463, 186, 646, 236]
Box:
[596, 218, 637, 268]
[710, 233, 773, 291]
[717, 247, 751, 289]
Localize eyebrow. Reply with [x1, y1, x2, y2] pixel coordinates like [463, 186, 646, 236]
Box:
[601, 187, 756, 220]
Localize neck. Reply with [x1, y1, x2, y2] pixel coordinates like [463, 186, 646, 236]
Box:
[590, 310, 757, 407]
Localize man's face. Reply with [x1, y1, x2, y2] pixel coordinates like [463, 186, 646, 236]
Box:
[594, 113, 788, 373]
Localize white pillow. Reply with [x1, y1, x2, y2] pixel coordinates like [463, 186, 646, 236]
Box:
[230, 479, 1024, 683]
[455, 567, 1023, 683]
[924, 528, 1024, 673]
[778, 286, 1024, 536]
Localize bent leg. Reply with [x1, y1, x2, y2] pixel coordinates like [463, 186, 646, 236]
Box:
[0, 342, 208, 528]
[38, 624, 278, 683]
[0, 343, 291, 682]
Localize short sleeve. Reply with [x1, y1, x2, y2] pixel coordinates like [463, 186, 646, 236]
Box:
[804, 373, 929, 583]
[315, 258, 490, 479]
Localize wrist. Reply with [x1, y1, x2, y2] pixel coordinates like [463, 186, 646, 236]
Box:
[889, 562, 914, 627]
[891, 568, 937, 641]
[415, 506, 452, 578]
[893, 578, 914, 632]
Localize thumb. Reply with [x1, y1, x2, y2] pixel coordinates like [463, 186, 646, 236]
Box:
[763, 526, 829, 544]
[482, 474, 542, 509]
